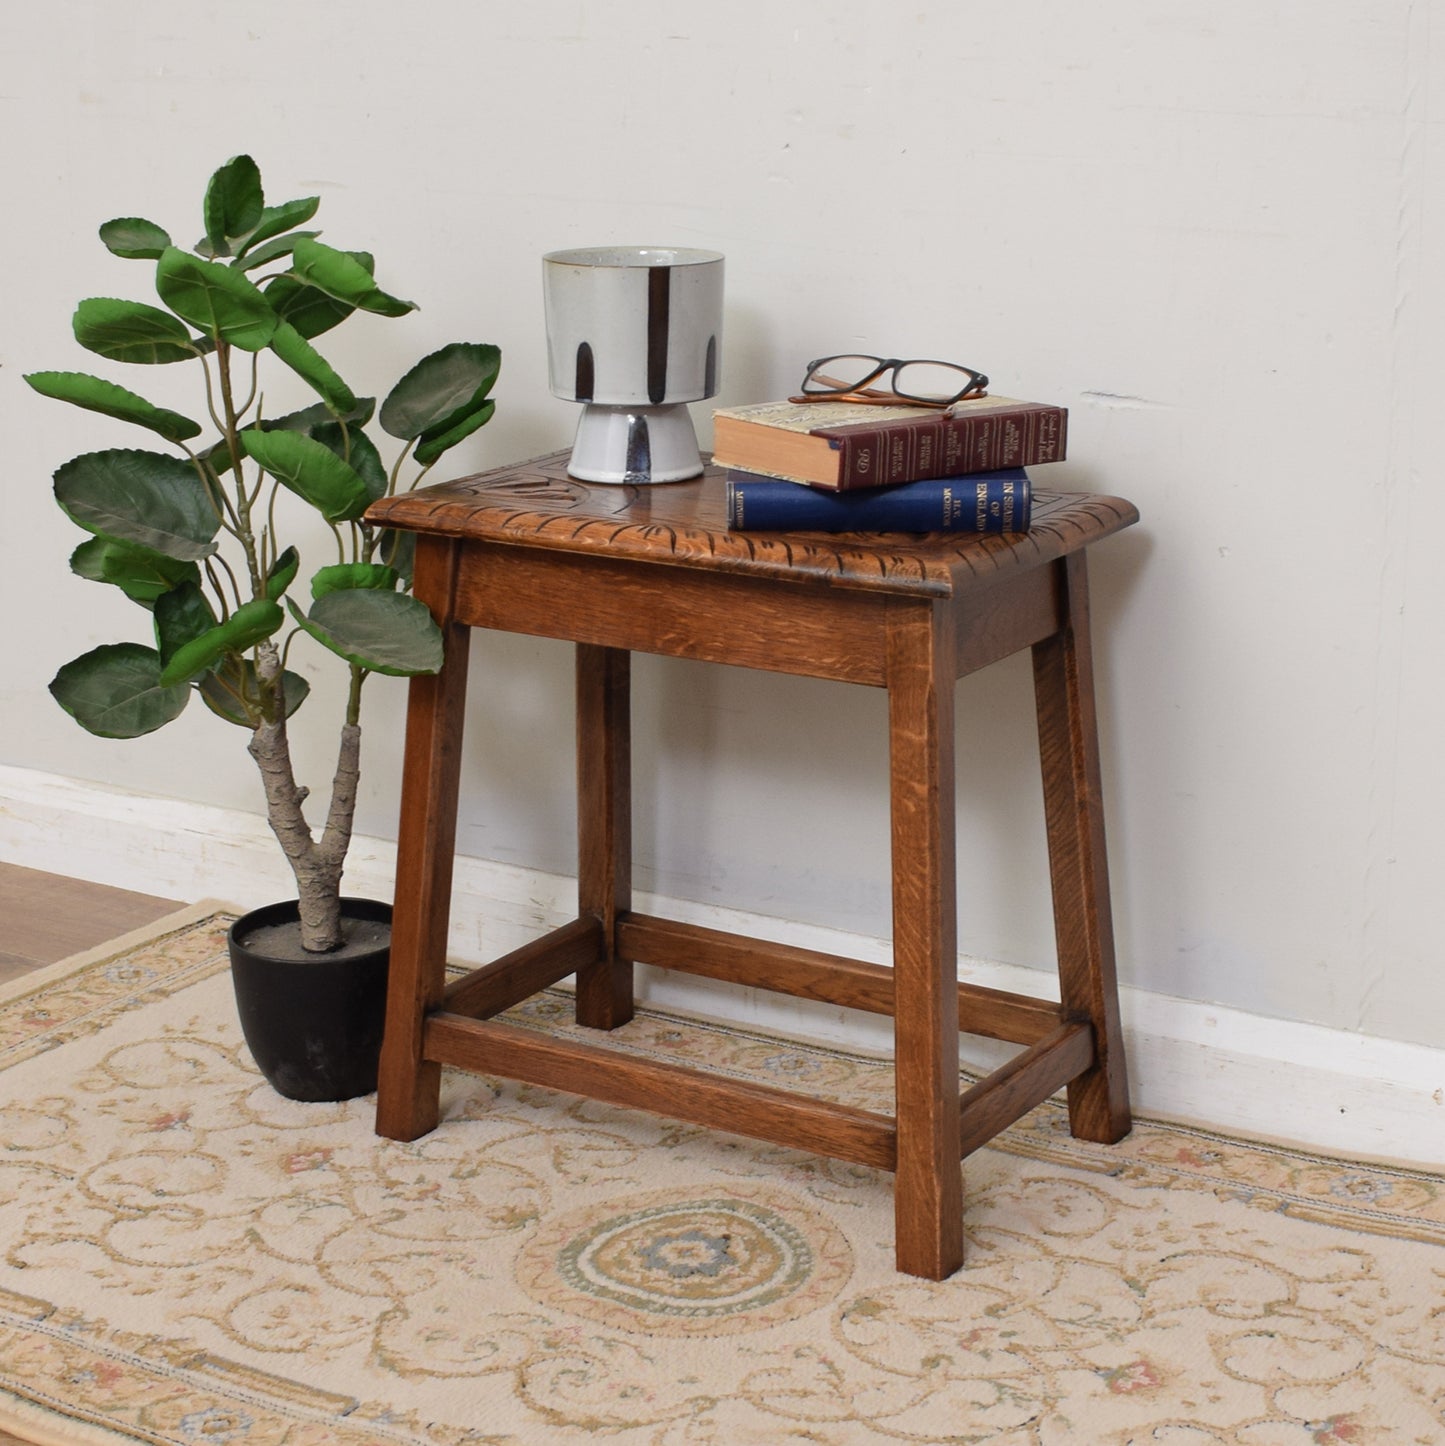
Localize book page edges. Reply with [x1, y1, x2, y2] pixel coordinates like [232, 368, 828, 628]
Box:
[711, 396, 1043, 436]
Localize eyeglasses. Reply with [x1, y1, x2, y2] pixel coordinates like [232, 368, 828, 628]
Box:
[792, 354, 989, 409]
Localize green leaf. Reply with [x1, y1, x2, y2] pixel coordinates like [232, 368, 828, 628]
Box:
[240, 195, 321, 254]
[288, 590, 442, 676]
[291, 237, 415, 318]
[99, 217, 171, 260]
[203, 154, 264, 257]
[73, 297, 198, 365]
[50, 643, 190, 738]
[239, 428, 371, 523]
[24, 370, 202, 443]
[265, 546, 300, 600]
[311, 420, 387, 500]
[381, 342, 501, 440]
[153, 581, 218, 672]
[264, 274, 355, 340]
[70, 537, 200, 606]
[199, 657, 310, 726]
[415, 398, 496, 466]
[310, 562, 398, 600]
[260, 396, 375, 435]
[204, 399, 375, 483]
[234, 230, 319, 272]
[159, 597, 285, 686]
[267, 321, 356, 414]
[54, 449, 220, 561]
[156, 247, 278, 351]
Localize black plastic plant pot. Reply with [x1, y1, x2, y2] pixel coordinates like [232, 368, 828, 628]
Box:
[227, 896, 392, 1103]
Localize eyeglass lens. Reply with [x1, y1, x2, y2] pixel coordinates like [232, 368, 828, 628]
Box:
[892, 361, 982, 403]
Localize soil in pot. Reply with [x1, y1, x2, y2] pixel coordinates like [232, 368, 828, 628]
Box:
[228, 897, 391, 1103]
[237, 912, 392, 964]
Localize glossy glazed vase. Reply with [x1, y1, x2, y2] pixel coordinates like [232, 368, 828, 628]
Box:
[542, 245, 724, 484]
[227, 897, 391, 1102]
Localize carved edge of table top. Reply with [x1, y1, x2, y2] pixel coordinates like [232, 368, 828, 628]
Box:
[368, 453, 1140, 598]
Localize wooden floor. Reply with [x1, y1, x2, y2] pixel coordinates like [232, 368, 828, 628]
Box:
[0, 863, 184, 984]
[0, 866, 185, 1445]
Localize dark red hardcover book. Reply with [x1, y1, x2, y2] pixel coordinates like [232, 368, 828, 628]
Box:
[712, 395, 1066, 490]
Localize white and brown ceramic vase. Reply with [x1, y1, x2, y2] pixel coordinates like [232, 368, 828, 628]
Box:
[543, 245, 724, 484]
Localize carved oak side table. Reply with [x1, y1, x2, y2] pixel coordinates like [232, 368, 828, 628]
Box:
[366, 452, 1137, 1280]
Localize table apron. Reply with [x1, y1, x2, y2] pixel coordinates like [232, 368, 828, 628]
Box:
[443, 542, 1065, 685]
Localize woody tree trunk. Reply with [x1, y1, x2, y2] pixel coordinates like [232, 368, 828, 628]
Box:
[247, 643, 366, 952]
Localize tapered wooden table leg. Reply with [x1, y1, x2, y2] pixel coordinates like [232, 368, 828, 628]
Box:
[575, 644, 635, 1029]
[887, 600, 964, 1280]
[376, 537, 471, 1142]
[1033, 552, 1131, 1144]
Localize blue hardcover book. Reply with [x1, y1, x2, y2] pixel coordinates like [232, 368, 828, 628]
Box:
[725, 467, 1031, 534]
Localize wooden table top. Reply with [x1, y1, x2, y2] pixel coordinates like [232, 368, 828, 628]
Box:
[367, 452, 1138, 599]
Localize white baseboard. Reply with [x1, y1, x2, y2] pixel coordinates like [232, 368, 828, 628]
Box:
[3, 763, 1441, 1168]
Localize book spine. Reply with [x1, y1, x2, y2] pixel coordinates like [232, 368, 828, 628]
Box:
[726, 470, 1032, 533]
[820, 405, 1066, 489]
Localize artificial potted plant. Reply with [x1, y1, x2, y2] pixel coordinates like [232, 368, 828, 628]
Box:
[26, 155, 499, 1101]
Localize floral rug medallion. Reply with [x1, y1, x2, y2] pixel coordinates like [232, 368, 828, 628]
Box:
[516, 1184, 852, 1334]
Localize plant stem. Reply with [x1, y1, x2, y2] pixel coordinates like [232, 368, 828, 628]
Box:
[346, 663, 366, 728]
[386, 439, 418, 498]
[214, 340, 264, 598]
[208, 553, 244, 613]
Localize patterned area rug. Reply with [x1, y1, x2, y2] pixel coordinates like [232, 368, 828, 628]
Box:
[0, 908, 1442, 1445]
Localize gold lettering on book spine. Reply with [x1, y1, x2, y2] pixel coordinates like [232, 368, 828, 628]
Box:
[940, 428, 964, 473]
[888, 432, 908, 481]
[972, 420, 994, 472]
[916, 431, 936, 474]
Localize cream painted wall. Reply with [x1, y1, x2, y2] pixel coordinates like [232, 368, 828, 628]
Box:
[2, 2, 1442, 1057]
